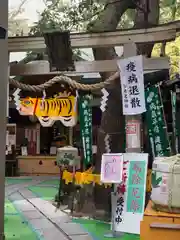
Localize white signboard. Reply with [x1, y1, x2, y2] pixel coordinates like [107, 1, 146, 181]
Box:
[126, 120, 141, 149]
[113, 153, 148, 235]
[117, 55, 146, 115]
[101, 153, 123, 183]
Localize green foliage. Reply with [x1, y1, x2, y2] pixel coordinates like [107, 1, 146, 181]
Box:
[152, 0, 180, 78]
[28, 0, 104, 60]
[28, 0, 180, 76]
[119, 9, 135, 29]
[29, 0, 103, 35]
[166, 37, 180, 77]
[162, 0, 177, 7]
[160, 0, 180, 23]
[29, 0, 137, 35]
[152, 37, 180, 78]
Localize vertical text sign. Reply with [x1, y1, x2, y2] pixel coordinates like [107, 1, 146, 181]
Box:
[79, 95, 93, 167]
[101, 154, 123, 183]
[126, 161, 146, 213]
[113, 157, 129, 227]
[117, 55, 146, 115]
[145, 86, 171, 157]
[114, 153, 148, 235]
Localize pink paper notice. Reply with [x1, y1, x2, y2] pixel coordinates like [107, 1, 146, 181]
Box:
[100, 154, 123, 183]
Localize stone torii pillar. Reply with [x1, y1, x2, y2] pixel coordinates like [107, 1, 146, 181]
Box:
[0, 0, 8, 238]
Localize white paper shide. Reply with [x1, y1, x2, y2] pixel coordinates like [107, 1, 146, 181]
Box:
[117, 55, 146, 115]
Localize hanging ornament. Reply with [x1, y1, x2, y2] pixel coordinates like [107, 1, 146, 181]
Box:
[100, 88, 109, 112]
[104, 134, 111, 153]
[14, 90, 78, 127]
[13, 88, 21, 110]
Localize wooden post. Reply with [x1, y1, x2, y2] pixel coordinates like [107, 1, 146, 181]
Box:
[105, 43, 143, 238]
[0, 0, 8, 239]
[124, 43, 142, 153]
[69, 127, 73, 146]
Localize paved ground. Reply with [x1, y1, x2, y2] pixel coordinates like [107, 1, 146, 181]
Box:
[5, 176, 92, 240]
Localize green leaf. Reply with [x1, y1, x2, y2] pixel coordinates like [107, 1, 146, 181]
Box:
[162, 0, 176, 7]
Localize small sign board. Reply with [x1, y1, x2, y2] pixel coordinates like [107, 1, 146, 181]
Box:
[126, 120, 141, 149]
[113, 153, 148, 235]
[100, 153, 123, 183]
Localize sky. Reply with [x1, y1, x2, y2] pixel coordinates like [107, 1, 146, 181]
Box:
[9, 0, 46, 62]
[9, 0, 46, 23]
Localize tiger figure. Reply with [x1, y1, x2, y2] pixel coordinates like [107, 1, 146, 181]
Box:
[18, 91, 77, 127]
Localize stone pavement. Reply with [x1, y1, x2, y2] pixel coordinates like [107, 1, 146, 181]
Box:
[6, 176, 93, 240]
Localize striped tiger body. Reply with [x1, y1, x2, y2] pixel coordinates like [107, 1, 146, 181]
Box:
[35, 96, 76, 118]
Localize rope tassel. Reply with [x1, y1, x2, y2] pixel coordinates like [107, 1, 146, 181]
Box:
[100, 88, 109, 112]
[13, 88, 21, 110]
[104, 134, 111, 153]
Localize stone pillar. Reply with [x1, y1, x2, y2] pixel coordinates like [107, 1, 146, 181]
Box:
[0, 0, 8, 238]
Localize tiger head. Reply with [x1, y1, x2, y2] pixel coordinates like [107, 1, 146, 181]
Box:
[19, 97, 36, 116]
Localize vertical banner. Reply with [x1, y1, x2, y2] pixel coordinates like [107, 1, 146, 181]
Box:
[171, 90, 178, 154]
[117, 55, 146, 115]
[145, 85, 171, 157]
[113, 153, 148, 235]
[79, 94, 93, 167]
[7, 65, 9, 117]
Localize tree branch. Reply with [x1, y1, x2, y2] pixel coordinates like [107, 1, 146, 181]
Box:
[134, 0, 160, 57]
[88, 0, 139, 80]
[86, 0, 138, 176]
[9, 0, 28, 20]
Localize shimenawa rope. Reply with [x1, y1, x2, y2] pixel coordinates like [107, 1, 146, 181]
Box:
[9, 72, 120, 92]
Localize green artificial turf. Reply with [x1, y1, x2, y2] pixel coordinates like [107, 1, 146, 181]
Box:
[6, 178, 33, 185]
[4, 198, 39, 240]
[5, 199, 18, 215]
[4, 215, 38, 240]
[28, 181, 139, 240]
[5, 178, 139, 240]
[38, 179, 59, 186]
[73, 219, 140, 240]
[28, 185, 58, 200]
